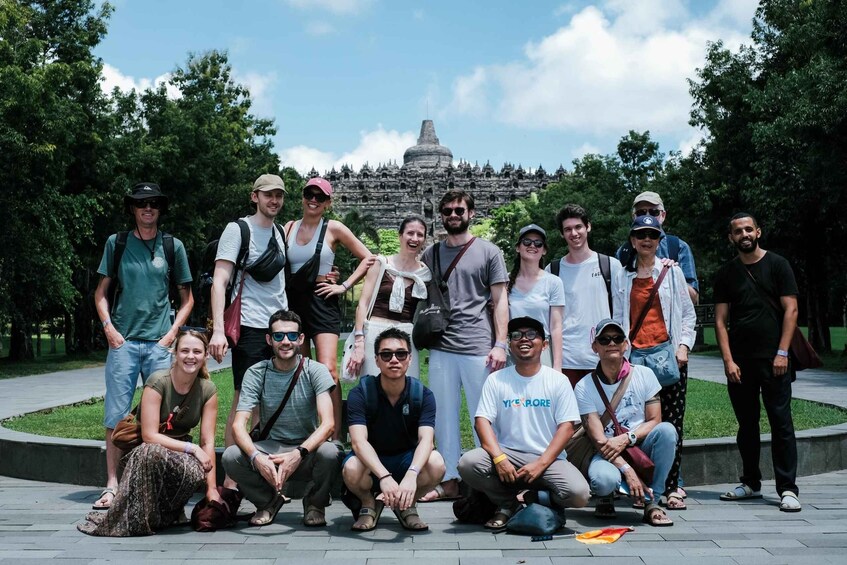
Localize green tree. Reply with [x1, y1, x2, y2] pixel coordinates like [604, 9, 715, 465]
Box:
[0, 0, 113, 360]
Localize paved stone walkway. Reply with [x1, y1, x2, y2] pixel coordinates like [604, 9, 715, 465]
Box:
[2, 355, 847, 562]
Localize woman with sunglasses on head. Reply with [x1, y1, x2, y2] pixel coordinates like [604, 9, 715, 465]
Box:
[611, 215, 695, 512]
[506, 224, 564, 369]
[344, 215, 432, 382]
[78, 329, 220, 537]
[284, 177, 375, 440]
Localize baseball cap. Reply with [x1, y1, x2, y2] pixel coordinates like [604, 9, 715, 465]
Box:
[253, 174, 286, 193]
[633, 191, 663, 207]
[305, 177, 333, 196]
[508, 316, 545, 339]
[593, 318, 625, 339]
[630, 214, 665, 235]
[517, 223, 547, 242]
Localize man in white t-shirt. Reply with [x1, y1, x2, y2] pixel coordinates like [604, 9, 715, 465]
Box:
[458, 316, 589, 529]
[210, 174, 289, 488]
[574, 319, 677, 527]
[547, 204, 623, 389]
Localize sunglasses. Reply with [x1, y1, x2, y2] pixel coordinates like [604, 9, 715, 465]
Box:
[133, 199, 162, 209]
[634, 208, 662, 217]
[441, 207, 466, 216]
[271, 331, 300, 342]
[520, 238, 544, 248]
[509, 329, 541, 341]
[633, 230, 661, 240]
[596, 334, 626, 345]
[179, 325, 208, 334]
[377, 350, 410, 362]
[303, 189, 330, 203]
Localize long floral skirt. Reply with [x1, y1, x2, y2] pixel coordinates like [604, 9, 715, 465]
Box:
[78, 443, 205, 537]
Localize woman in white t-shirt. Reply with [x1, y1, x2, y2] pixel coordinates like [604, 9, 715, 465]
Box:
[507, 224, 564, 369]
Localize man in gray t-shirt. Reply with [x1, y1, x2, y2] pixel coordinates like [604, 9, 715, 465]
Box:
[418, 189, 509, 501]
[222, 310, 342, 527]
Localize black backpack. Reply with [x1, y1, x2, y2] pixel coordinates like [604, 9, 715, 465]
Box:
[107, 231, 178, 314]
[359, 375, 424, 443]
[549, 253, 613, 315]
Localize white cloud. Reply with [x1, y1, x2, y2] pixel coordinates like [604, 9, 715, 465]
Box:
[233, 71, 277, 117]
[284, 0, 371, 15]
[572, 142, 601, 159]
[449, 1, 753, 139]
[305, 21, 335, 35]
[279, 125, 417, 174]
[100, 63, 178, 98]
[677, 128, 704, 155]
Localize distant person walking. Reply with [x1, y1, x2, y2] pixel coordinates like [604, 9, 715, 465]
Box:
[92, 182, 193, 510]
[714, 213, 801, 512]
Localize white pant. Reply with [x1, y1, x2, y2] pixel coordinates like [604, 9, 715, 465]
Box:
[428, 349, 490, 481]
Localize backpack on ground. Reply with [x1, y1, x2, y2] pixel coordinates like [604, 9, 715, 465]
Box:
[549, 253, 613, 315]
[107, 231, 178, 314]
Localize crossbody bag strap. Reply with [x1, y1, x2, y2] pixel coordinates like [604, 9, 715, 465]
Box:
[442, 237, 476, 282]
[629, 265, 670, 343]
[169, 376, 203, 431]
[256, 356, 305, 442]
[736, 257, 783, 317]
[592, 371, 632, 435]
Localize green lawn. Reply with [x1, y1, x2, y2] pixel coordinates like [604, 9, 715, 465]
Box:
[0, 335, 106, 380]
[5, 349, 846, 447]
[698, 326, 847, 372]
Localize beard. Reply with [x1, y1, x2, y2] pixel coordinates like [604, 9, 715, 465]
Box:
[734, 237, 759, 254]
[443, 217, 470, 235]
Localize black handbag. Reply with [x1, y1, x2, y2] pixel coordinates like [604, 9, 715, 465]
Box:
[412, 238, 475, 350]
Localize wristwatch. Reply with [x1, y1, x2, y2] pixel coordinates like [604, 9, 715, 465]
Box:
[296, 446, 309, 459]
[627, 431, 637, 446]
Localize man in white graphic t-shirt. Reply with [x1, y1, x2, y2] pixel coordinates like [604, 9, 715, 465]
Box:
[547, 204, 623, 389]
[458, 316, 589, 529]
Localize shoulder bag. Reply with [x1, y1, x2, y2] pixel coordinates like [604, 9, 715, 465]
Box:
[592, 373, 655, 484]
[628, 266, 679, 387]
[564, 370, 634, 475]
[412, 238, 476, 350]
[736, 259, 822, 371]
[249, 357, 305, 442]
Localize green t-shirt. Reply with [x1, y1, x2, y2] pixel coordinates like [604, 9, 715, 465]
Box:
[141, 370, 217, 439]
[97, 232, 192, 341]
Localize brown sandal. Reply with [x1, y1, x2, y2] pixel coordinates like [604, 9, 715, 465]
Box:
[394, 505, 428, 531]
[642, 504, 673, 527]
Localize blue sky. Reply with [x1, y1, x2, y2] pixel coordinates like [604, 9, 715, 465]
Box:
[97, 0, 759, 175]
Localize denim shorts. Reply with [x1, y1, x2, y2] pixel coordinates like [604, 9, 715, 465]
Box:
[104, 340, 172, 428]
[343, 449, 415, 491]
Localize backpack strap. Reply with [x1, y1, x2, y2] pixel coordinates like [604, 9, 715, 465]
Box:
[112, 231, 129, 279]
[234, 220, 251, 271]
[666, 235, 680, 262]
[597, 253, 613, 316]
[361, 375, 378, 423]
[549, 257, 561, 277]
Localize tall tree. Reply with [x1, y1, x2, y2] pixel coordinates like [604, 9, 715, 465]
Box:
[0, 0, 112, 359]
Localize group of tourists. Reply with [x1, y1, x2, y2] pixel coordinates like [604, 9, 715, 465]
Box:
[77, 176, 803, 537]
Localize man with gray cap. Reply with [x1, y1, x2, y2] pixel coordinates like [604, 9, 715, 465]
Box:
[93, 182, 194, 509]
[615, 191, 699, 304]
[458, 316, 589, 529]
[210, 174, 289, 488]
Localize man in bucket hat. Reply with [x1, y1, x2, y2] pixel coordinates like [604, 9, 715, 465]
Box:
[92, 182, 194, 510]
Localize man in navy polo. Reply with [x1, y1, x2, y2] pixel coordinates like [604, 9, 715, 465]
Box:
[342, 327, 445, 532]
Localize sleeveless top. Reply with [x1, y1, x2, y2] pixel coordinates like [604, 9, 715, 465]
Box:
[370, 272, 419, 322]
[287, 218, 335, 275]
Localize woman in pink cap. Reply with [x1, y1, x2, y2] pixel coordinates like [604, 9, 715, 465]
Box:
[284, 177, 374, 439]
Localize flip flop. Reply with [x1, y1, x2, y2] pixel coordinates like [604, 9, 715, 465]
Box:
[779, 491, 801, 513]
[394, 505, 429, 531]
[719, 484, 762, 501]
[351, 500, 385, 532]
[92, 488, 115, 510]
[642, 504, 673, 527]
[249, 494, 289, 526]
[418, 482, 461, 503]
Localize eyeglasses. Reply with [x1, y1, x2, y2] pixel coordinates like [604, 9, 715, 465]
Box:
[302, 189, 330, 203]
[377, 350, 410, 362]
[441, 207, 466, 216]
[133, 199, 162, 209]
[520, 238, 544, 248]
[271, 331, 300, 342]
[595, 334, 626, 345]
[634, 208, 662, 217]
[509, 330, 541, 341]
[633, 231, 661, 240]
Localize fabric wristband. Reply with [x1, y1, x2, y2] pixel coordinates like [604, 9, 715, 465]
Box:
[341, 281, 350, 291]
[183, 442, 194, 454]
[249, 450, 261, 467]
[619, 464, 631, 474]
[494, 341, 508, 351]
[492, 453, 508, 465]
[777, 349, 789, 357]
[102, 319, 111, 328]
[408, 465, 420, 474]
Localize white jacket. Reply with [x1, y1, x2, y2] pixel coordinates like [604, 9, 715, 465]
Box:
[613, 258, 696, 354]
